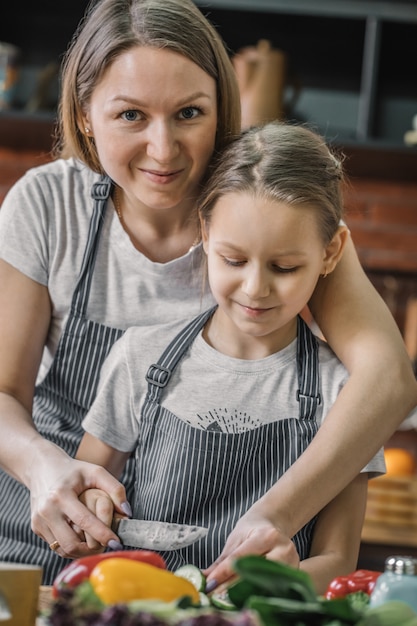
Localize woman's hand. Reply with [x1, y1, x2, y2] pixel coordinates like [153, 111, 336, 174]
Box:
[30, 449, 128, 558]
[204, 506, 299, 590]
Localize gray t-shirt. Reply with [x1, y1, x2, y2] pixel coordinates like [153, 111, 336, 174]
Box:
[82, 316, 386, 478]
[0, 158, 214, 382]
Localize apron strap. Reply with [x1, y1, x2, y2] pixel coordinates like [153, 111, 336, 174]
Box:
[146, 308, 320, 419]
[296, 316, 321, 419]
[145, 306, 217, 403]
[70, 175, 113, 317]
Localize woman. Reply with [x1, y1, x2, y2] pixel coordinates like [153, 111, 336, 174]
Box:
[0, 0, 415, 585]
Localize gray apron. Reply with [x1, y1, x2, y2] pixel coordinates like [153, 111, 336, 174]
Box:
[0, 177, 134, 584]
[134, 307, 321, 570]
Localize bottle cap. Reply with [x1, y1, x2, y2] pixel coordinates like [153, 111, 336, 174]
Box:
[385, 555, 417, 575]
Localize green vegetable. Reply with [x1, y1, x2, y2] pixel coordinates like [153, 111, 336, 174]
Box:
[346, 591, 370, 612]
[175, 564, 207, 592]
[228, 556, 317, 608]
[247, 595, 361, 625]
[356, 600, 417, 626]
[210, 588, 237, 611]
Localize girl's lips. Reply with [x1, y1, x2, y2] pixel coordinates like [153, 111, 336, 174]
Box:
[240, 304, 274, 317]
[140, 168, 184, 184]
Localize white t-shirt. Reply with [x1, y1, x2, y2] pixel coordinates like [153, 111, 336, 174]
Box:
[0, 158, 214, 382]
[82, 315, 386, 478]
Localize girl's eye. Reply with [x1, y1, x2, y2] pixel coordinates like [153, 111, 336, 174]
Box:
[179, 106, 202, 120]
[273, 265, 297, 273]
[121, 110, 142, 122]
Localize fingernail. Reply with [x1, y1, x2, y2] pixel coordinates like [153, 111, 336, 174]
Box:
[108, 539, 124, 550]
[205, 579, 218, 593]
[121, 501, 132, 517]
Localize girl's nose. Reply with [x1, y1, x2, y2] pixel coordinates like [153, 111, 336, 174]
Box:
[242, 267, 271, 299]
[146, 120, 180, 163]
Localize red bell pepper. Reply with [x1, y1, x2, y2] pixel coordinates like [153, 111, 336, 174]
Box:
[325, 569, 382, 600]
[52, 550, 166, 598]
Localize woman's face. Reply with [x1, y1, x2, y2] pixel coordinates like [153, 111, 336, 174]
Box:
[84, 46, 218, 213]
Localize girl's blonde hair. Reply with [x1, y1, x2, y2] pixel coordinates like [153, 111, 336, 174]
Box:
[199, 121, 345, 245]
[54, 0, 241, 173]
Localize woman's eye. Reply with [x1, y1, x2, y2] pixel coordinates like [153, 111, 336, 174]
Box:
[179, 106, 201, 120]
[121, 110, 142, 122]
[223, 257, 245, 267]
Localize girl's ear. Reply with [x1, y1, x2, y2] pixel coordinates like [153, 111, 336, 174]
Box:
[322, 224, 349, 276]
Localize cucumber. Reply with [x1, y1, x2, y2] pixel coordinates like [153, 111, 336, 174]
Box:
[174, 564, 206, 593]
[209, 588, 236, 611]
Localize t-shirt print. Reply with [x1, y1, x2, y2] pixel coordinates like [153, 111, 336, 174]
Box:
[189, 408, 262, 433]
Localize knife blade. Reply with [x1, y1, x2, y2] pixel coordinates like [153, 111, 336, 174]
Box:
[112, 518, 208, 550]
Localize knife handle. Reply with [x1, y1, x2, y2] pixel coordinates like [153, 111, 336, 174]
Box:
[111, 515, 124, 534]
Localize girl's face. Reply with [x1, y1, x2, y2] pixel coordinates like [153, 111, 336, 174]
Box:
[84, 46, 217, 214]
[202, 191, 343, 358]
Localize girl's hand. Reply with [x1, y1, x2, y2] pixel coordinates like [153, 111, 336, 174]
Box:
[204, 508, 300, 589]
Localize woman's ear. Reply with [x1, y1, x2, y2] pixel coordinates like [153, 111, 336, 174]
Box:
[200, 216, 209, 254]
[77, 113, 92, 137]
[322, 224, 349, 276]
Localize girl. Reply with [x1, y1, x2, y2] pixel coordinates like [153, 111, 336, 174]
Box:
[77, 122, 389, 594]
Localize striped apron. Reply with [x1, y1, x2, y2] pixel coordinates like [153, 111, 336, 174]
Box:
[0, 177, 134, 584]
[134, 307, 321, 570]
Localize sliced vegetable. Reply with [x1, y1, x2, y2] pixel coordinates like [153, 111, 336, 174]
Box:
[325, 569, 382, 600]
[52, 549, 166, 597]
[89, 557, 201, 605]
[210, 588, 237, 611]
[175, 564, 206, 592]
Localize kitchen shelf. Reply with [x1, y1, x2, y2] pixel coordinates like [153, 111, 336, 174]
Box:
[1, 0, 416, 152]
[195, 0, 417, 148]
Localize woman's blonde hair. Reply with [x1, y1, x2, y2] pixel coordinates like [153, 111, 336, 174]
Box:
[53, 0, 241, 173]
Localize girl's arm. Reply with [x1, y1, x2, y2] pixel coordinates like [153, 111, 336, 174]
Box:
[76, 433, 130, 480]
[299, 473, 368, 595]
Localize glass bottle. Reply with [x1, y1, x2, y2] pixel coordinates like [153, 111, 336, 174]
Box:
[369, 555, 417, 612]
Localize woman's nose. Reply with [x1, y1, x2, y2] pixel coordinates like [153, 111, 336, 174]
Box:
[146, 120, 180, 163]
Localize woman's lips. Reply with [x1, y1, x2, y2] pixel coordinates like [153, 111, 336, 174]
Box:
[140, 168, 183, 184]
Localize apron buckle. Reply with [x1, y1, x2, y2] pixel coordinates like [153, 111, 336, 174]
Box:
[146, 363, 172, 387]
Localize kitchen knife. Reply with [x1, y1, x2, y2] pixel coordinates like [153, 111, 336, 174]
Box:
[112, 518, 208, 550]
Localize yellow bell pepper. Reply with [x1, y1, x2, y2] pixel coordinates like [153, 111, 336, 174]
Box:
[89, 557, 200, 605]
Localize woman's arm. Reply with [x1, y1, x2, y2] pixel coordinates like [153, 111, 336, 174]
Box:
[309, 235, 416, 463]
[0, 260, 129, 557]
[273, 237, 417, 537]
[300, 473, 368, 595]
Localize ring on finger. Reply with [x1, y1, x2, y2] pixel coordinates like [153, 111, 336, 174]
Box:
[49, 540, 60, 551]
